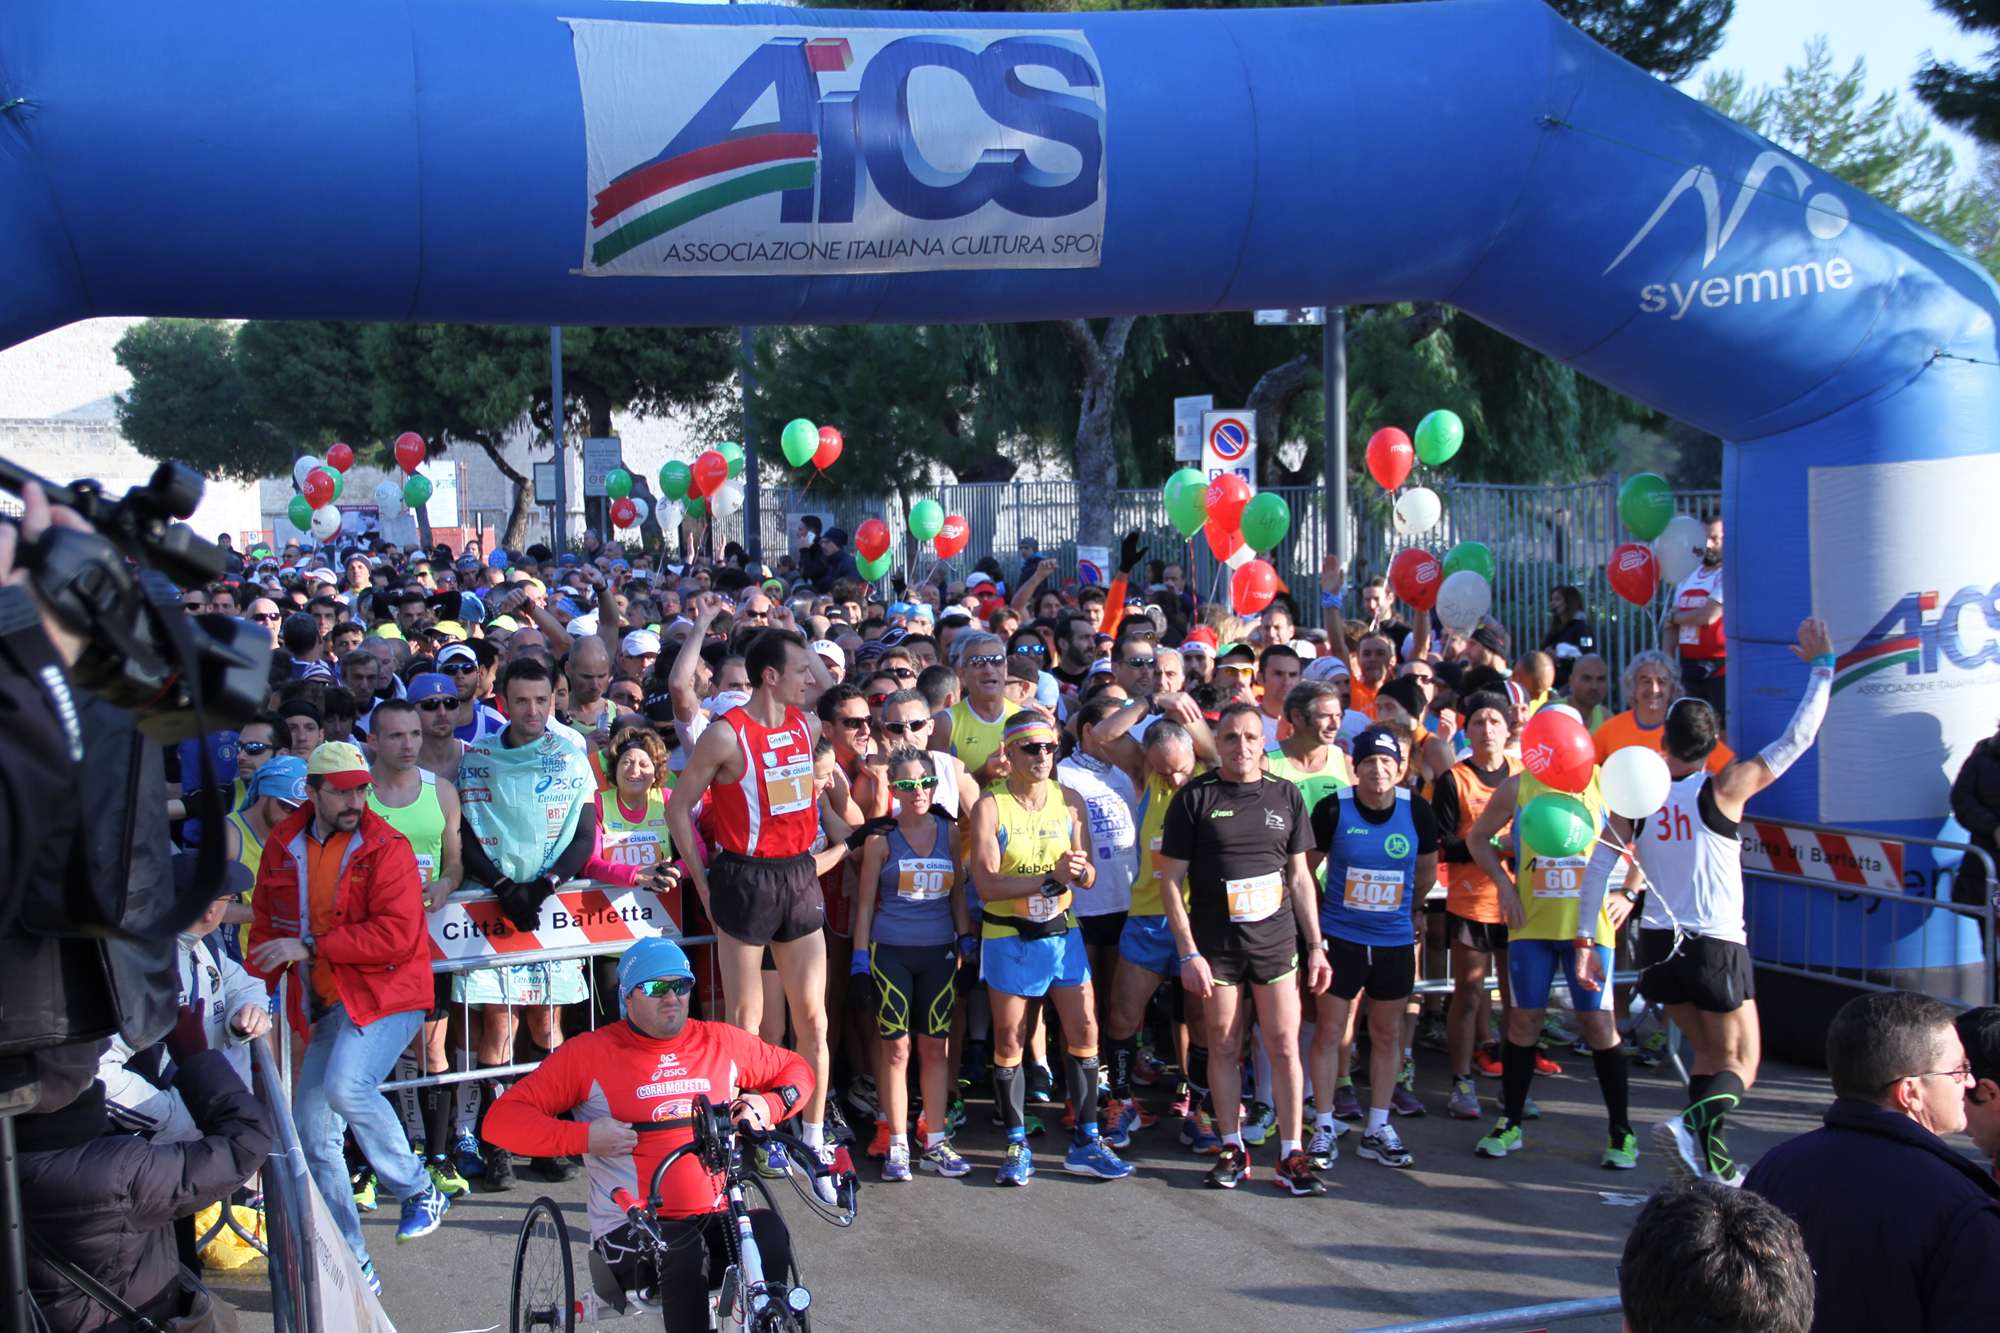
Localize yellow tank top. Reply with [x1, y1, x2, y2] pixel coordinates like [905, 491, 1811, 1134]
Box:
[1516, 769, 1614, 946]
[602, 788, 674, 870]
[1129, 772, 1182, 918]
[368, 770, 447, 881]
[949, 697, 1008, 776]
[982, 781, 1075, 937]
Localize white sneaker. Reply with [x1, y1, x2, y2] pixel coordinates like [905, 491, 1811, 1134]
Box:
[1307, 1125, 1340, 1170]
[812, 1139, 840, 1204]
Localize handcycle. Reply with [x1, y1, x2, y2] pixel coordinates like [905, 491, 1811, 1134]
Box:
[508, 1095, 859, 1332]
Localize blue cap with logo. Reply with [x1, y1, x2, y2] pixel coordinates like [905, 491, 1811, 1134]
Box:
[406, 672, 458, 705]
[246, 755, 308, 805]
[1352, 726, 1404, 766]
[617, 937, 694, 1015]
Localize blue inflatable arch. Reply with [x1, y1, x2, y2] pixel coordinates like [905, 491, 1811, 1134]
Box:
[4, 0, 1997, 980]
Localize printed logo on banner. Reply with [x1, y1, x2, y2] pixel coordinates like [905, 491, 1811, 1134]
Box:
[568, 21, 1107, 276]
[1605, 150, 1858, 321]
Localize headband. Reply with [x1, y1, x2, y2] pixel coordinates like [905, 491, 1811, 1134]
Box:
[1004, 716, 1058, 746]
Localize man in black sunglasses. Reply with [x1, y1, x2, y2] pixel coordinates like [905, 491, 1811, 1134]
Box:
[408, 673, 466, 784]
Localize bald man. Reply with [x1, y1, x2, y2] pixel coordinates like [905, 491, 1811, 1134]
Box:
[1566, 653, 1611, 733]
[567, 636, 615, 738]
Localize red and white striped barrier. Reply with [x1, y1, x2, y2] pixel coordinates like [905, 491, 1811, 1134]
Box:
[1739, 821, 1905, 891]
[428, 884, 681, 962]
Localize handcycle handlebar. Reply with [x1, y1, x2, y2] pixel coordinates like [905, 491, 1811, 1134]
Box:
[626, 1095, 858, 1227]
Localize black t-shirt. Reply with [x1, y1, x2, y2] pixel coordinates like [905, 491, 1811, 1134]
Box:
[1050, 664, 1092, 690]
[1429, 763, 1509, 864]
[1160, 773, 1310, 946]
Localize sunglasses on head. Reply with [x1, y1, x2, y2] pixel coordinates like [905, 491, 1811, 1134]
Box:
[634, 977, 694, 998]
[889, 775, 938, 792]
[1012, 740, 1058, 756]
[239, 741, 276, 757]
[881, 719, 926, 736]
[417, 698, 456, 712]
[965, 653, 1004, 667]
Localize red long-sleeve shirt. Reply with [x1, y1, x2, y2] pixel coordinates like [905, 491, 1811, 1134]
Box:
[483, 1018, 813, 1238]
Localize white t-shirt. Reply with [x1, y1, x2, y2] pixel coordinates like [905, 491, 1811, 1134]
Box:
[1674, 563, 1724, 648]
[1056, 754, 1138, 916]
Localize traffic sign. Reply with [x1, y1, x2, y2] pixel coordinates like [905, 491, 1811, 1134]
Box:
[1202, 410, 1257, 490]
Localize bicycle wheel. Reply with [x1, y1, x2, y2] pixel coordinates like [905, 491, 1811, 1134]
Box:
[509, 1196, 576, 1333]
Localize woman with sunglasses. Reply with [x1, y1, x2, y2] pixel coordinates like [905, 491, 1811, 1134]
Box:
[852, 748, 974, 1182]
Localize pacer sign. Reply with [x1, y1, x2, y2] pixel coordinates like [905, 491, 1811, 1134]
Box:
[567, 21, 1107, 277]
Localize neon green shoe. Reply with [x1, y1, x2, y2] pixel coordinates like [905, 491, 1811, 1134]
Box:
[1475, 1119, 1523, 1159]
[1601, 1128, 1639, 1170]
[352, 1170, 378, 1212]
[428, 1157, 470, 1197]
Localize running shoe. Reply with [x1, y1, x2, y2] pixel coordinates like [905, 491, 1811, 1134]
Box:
[1633, 1030, 1670, 1068]
[823, 1099, 855, 1146]
[1331, 1083, 1364, 1121]
[1027, 1063, 1055, 1103]
[1132, 1050, 1169, 1086]
[865, 1117, 892, 1160]
[1180, 1109, 1223, 1155]
[997, 1141, 1035, 1187]
[811, 1140, 841, 1205]
[1206, 1144, 1252, 1189]
[987, 1106, 1047, 1136]
[1166, 1085, 1193, 1119]
[427, 1157, 470, 1197]
[1447, 1078, 1482, 1120]
[845, 1075, 881, 1124]
[1391, 1063, 1426, 1118]
[1601, 1128, 1640, 1170]
[352, 1169, 378, 1213]
[1472, 1045, 1503, 1079]
[1535, 1051, 1564, 1076]
[1103, 1097, 1155, 1150]
[755, 1140, 792, 1179]
[359, 1260, 382, 1296]
[1496, 1095, 1543, 1121]
[1416, 1014, 1450, 1053]
[480, 1143, 514, 1192]
[1307, 1124, 1342, 1170]
[946, 1098, 968, 1134]
[395, 1183, 450, 1244]
[1064, 1136, 1135, 1180]
[919, 1140, 972, 1177]
[1475, 1119, 1523, 1159]
[1359, 1124, 1414, 1168]
[1274, 1149, 1327, 1196]
[532, 1156, 577, 1183]
[881, 1144, 912, 1183]
[453, 1129, 485, 1180]
[1241, 1100, 1277, 1146]
[1654, 1114, 1705, 1183]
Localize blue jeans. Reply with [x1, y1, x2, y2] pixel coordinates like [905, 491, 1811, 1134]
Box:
[294, 1003, 426, 1267]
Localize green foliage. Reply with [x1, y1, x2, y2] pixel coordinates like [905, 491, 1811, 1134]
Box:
[1915, 0, 2000, 146]
[1547, 0, 1732, 85]
[113, 319, 284, 483]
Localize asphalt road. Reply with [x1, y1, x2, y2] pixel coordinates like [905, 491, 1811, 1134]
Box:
[214, 1045, 1842, 1333]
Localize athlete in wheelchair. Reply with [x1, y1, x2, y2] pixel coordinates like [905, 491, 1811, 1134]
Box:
[486, 939, 858, 1331]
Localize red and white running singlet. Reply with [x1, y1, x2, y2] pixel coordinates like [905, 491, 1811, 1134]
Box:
[707, 704, 817, 857]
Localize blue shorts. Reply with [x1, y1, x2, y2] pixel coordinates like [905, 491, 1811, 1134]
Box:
[982, 927, 1090, 998]
[1117, 914, 1176, 977]
[1507, 939, 1615, 1013]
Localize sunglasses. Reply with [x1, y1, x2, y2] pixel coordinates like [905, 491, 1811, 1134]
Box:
[250, 612, 282, 623]
[889, 775, 939, 792]
[238, 741, 276, 757]
[836, 716, 870, 730]
[1012, 741, 1058, 756]
[634, 977, 695, 998]
[881, 719, 926, 736]
[741, 610, 770, 621]
[417, 698, 457, 712]
[442, 662, 478, 674]
[1218, 663, 1256, 676]
[965, 653, 1004, 667]
[1012, 644, 1047, 658]
[886, 667, 917, 680]
[1120, 656, 1157, 669]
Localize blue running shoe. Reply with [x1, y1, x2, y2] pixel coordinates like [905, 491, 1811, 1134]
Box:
[453, 1129, 485, 1180]
[396, 1183, 450, 1244]
[1179, 1111, 1223, 1155]
[359, 1260, 381, 1296]
[1064, 1136, 1135, 1180]
[996, 1141, 1035, 1187]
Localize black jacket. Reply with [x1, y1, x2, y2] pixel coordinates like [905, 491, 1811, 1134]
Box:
[1949, 735, 2000, 899]
[21, 1051, 273, 1332]
[1744, 1097, 2000, 1333]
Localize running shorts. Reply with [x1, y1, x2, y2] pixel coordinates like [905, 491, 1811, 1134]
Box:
[870, 941, 958, 1040]
[1446, 911, 1509, 956]
[1507, 938, 1614, 1014]
[708, 850, 825, 947]
[1638, 929, 1754, 1013]
[1201, 927, 1299, 988]
[1078, 910, 1128, 950]
[1118, 914, 1176, 977]
[1325, 937, 1416, 1002]
[982, 926, 1089, 998]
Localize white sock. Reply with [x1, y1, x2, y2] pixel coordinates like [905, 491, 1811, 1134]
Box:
[1280, 1137, 1301, 1156]
[1222, 1130, 1245, 1150]
[1367, 1107, 1390, 1135]
[925, 1131, 946, 1150]
[802, 1121, 825, 1149]
[1315, 1111, 1336, 1133]
[889, 1133, 908, 1153]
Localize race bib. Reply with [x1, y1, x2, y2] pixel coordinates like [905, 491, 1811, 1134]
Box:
[1343, 867, 1406, 914]
[896, 857, 952, 902]
[606, 831, 662, 868]
[1533, 856, 1587, 899]
[1226, 871, 1284, 924]
[415, 853, 435, 881]
[762, 753, 814, 816]
[1023, 888, 1068, 922]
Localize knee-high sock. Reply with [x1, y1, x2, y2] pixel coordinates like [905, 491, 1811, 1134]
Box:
[1592, 1046, 1631, 1135]
[1107, 1034, 1137, 1100]
[1685, 1072, 1715, 1113]
[1065, 1051, 1101, 1139]
[475, 1061, 511, 1138]
[1251, 1027, 1273, 1107]
[422, 1086, 454, 1160]
[1691, 1070, 1743, 1152]
[992, 1060, 1027, 1138]
[1501, 1041, 1538, 1125]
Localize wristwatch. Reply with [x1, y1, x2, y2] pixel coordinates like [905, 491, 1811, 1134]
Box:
[1038, 877, 1064, 900]
[1309, 940, 1330, 953]
[1619, 888, 1640, 904]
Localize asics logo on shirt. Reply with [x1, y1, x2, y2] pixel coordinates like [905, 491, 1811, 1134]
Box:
[1211, 810, 1235, 819]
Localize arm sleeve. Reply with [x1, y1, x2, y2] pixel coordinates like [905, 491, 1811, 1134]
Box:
[128, 1050, 274, 1226]
[547, 799, 600, 883]
[316, 840, 424, 966]
[483, 1041, 596, 1158]
[1574, 838, 1628, 939]
[1409, 796, 1441, 855]
[1755, 663, 1832, 780]
[460, 818, 509, 888]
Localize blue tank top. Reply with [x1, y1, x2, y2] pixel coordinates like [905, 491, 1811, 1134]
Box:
[1319, 788, 1421, 948]
[870, 813, 956, 948]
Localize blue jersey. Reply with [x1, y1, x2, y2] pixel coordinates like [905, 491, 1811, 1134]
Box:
[1313, 788, 1436, 948]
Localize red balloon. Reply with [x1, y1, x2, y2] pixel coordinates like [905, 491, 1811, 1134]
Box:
[690, 449, 729, 498]
[394, 431, 426, 475]
[610, 497, 638, 529]
[1388, 547, 1443, 611]
[1520, 708, 1597, 794]
[1230, 559, 1279, 616]
[1204, 474, 1252, 532]
[1366, 427, 1415, 491]
[301, 468, 335, 509]
[814, 426, 843, 470]
[855, 517, 892, 562]
[934, 514, 970, 560]
[325, 442, 354, 472]
[1607, 542, 1660, 606]
[1203, 516, 1244, 564]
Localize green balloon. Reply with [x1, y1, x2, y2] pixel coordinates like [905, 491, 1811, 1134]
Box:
[857, 549, 892, 581]
[780, 418, 819, 468]
[328, 469, 345, 502]
[1442, 540, 1494, 583]
[1618, 472, 1674, 541]
[683, 494, 706, 519]
[403, 474, 433, 509]
[287, 495, 314, 532]
[606, 467, 633, 501]
[658, 461, 691, 501]
[1239, 492, 1291, 553]
[908, 499, 945, 542]
[719, 442, 745, 480]
[1163, 467, 1208, 538]
[1414, 409, 1464, 465]
[1519, 792, 1596, 860]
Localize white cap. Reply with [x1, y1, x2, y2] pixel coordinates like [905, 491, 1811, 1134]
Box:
[307, 567, 338, 583]
[1303, 656, 1351, 682]
[965, 572, 994, 590]
[809, 638, 843, 662]
[707, 688, 752, 714]
[1289, 638, 1319, 660]
[621, 629, 662, 656]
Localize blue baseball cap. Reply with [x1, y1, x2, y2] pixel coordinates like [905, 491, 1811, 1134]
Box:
[559, 553, 580, 566]
[488, 549, 510, 569]
[458, 592, 485, 622]
[406, 672, 458, 705]
[246, 755, 308, 805]
[617, 937, 694, 1015]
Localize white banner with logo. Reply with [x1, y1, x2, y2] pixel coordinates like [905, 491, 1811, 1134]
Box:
[428, 885, 682, 962]
[1811, 455, 2000, 823]
[304, 1166, 398, 1333]
[567, 21, 1107, 276]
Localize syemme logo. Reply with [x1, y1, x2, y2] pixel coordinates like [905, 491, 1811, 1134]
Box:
[1604, 150, 1856, 321]
[1834, 584, 2000, 697]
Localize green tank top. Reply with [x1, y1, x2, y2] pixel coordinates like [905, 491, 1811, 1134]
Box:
[949, 697, 1008, 776]
[369, 769, 447, 880]
[602, 788, 673, 870]
[1516, 768, 1613, 946]
[983, 781, 1075, 936]
[1130, 771, 1183, 918]
[1265, 747, 1352, 884]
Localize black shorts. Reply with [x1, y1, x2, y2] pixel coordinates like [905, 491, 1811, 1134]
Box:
[429, 971, 454, 1022]
[871, 941, 958, 1040]
[1638, 929, 1755, 1013]
[1446, 911, 1509, 955]
[1077, 911, 1128, 950]
[596, 1211, 792, 1333]
[1197, 924, 1298, 988]
[1326, 937, 1417, 1002]
[708, 850, 824, 947]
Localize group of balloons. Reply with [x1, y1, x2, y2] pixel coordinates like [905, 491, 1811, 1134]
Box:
[847, 501, 971, 581]
[1364, 409, 1492, 633]
[1159, 470, 1293, 615]
[779, 419, 845, 472]
[1512, 707, 1676, 859]
[1607, 473, 1709, 605]
[288, 432, 431, 540]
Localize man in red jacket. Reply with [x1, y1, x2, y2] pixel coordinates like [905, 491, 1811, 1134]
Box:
[485, 937, 815, 1332]
[248, 740, 449, 1292]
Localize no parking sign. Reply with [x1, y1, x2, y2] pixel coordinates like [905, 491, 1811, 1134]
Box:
[1202, 410, 1257, 489]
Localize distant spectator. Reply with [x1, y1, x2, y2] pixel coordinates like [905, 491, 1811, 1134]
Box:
[1669, 512, 1728, 725]
[1538, 584, 1595, 689]
[1745, 990, 2000, 1333]
[1948, 722, 2000, 905]
[1618, 1180, 1813, 1333]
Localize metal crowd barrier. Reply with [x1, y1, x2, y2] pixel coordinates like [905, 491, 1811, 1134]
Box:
[250, 1029, 314, 1333]
[1359, 1295, 1623, 1331]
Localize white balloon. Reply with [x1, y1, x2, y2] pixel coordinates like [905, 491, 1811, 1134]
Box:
[293, 455, 323, 488]
[1601, 744, 1672, 819]
[1392, 486, 1442, 536]
[627, 496, 651, 528]
[309, 503, 341, 541]
[710, 480, 745, 521]
[373, 478, 402, 511]
[1223, 543, 1255, 569]
[1654, 513, 1706, 584]
[1436, 569, 1491, 632]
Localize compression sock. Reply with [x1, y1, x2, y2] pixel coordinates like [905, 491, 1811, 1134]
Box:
[422, 1085, 453, 1161]
[393, 1048, 423, 1144]
[1592, 1045, 1632, 1137]
[1685, 1072, 1715, 1116]
[1252, 1028, 1274, 1107]
[1108, 1033, 1137, 1100]
[1691, 1071, 1744, 1159]
[1501, 1041, 1538, 1126]
[1065, 1050, 1101, 1141]
[475, 1061, 510, 1139]
[449, 1048, 477, 1138]
[1187, 1043, 1211, 1109]
[993, 1060, 1027, 1140]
